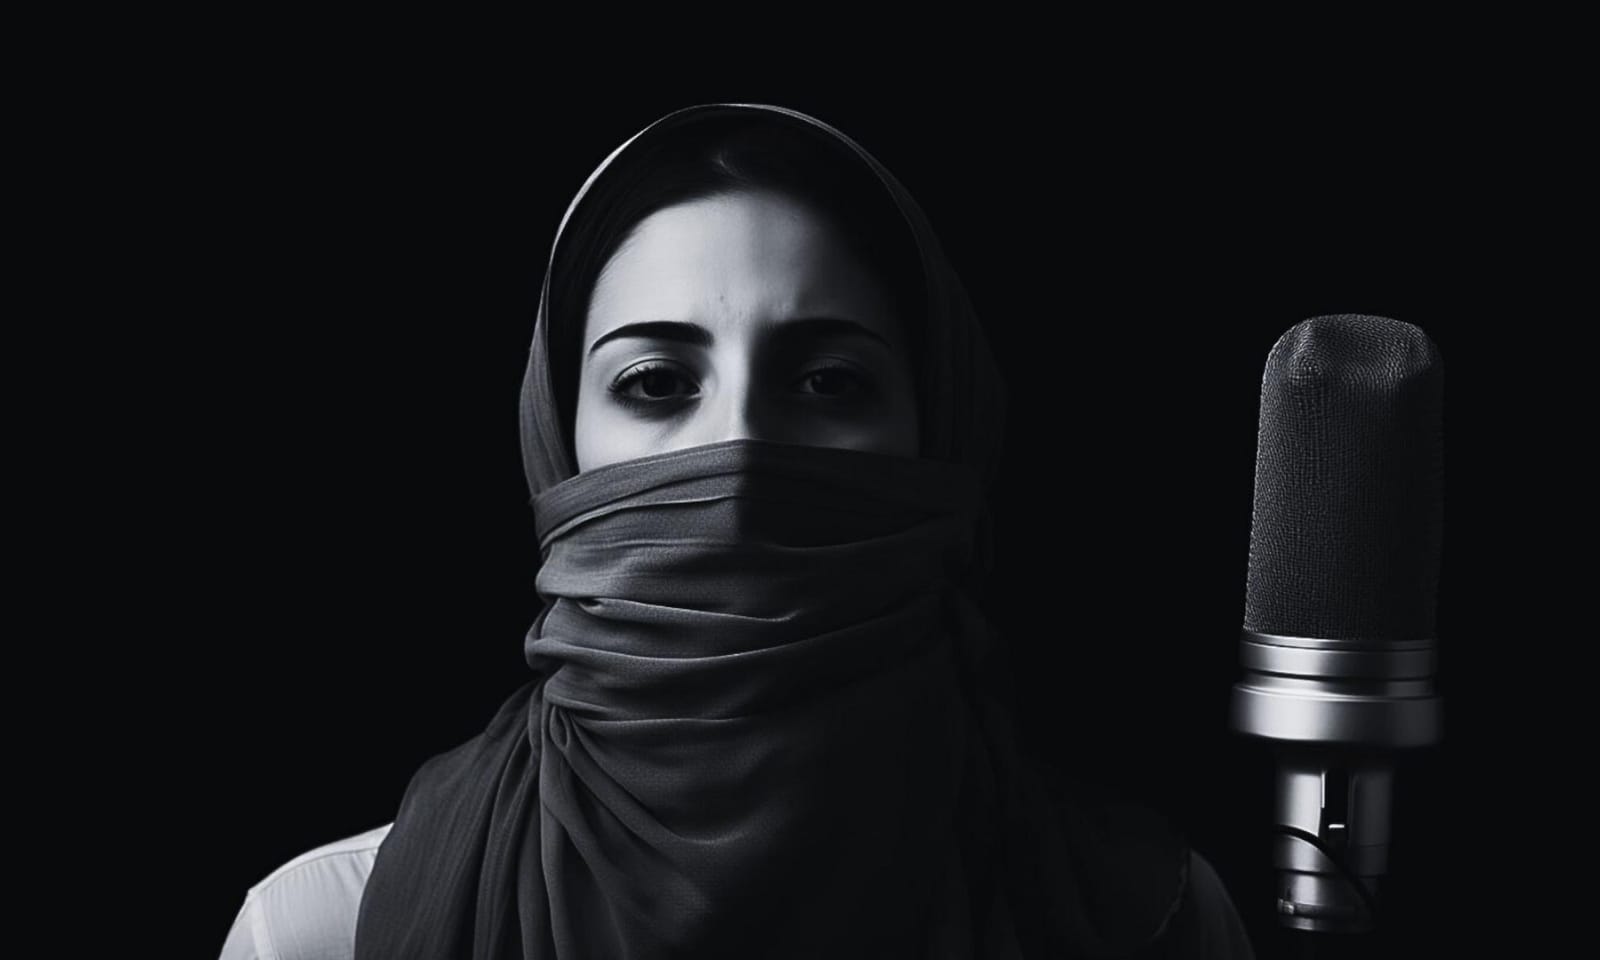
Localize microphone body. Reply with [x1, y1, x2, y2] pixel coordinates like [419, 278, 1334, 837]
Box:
[1229, 314, 1444, 934]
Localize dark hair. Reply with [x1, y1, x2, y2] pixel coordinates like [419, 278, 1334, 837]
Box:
[545, 113, 928, 460]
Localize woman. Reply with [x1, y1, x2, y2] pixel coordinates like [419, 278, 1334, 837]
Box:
[219, 102, 1255, 959]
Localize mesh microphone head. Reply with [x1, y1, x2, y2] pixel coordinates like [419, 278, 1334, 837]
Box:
[1243, 314, 1444, 642]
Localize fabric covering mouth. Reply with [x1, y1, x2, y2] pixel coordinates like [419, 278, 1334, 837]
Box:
[351, 101, 1194, 960]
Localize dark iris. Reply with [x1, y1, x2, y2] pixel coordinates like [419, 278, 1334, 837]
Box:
[635, 368, 685, 398]
[804, 368, 861, 396]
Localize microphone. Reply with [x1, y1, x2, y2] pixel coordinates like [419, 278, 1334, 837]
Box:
[1229, 314, 1444, 935]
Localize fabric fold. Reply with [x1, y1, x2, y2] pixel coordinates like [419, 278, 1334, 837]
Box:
[352, 102, 1191, 960]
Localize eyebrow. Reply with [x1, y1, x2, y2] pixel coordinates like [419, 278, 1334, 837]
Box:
[586, 317, 893, 358]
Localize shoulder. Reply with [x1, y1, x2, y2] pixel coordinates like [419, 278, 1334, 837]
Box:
[218, 822, 394, 960]
[1148, 848, 1257, 960]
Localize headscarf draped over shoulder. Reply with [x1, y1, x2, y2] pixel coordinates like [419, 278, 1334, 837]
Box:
[354, 102, 1192, 960]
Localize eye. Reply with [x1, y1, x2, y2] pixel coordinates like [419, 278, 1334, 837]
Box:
[796, 362, 873, 399]
[608, 360, 697, 408]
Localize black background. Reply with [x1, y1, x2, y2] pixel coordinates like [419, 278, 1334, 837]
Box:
[120, 43, 1572, 960]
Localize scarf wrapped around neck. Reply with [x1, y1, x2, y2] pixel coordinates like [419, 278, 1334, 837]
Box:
[352, 102, 1190, 959]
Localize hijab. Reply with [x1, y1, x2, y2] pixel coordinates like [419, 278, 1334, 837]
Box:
[353, 103, 1192, 959]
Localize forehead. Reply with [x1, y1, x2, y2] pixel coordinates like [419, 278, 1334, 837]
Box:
[583, 189, 898, 351]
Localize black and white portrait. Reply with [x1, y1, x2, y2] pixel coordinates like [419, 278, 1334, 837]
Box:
[171, 56, 1561, 960]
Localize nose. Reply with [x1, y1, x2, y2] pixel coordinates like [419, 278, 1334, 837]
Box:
[704, 370, 779, 446]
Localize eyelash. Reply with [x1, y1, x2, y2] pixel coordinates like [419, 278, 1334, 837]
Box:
[607, 359, 873, 412]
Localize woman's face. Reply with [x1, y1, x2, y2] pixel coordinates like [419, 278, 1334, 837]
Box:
[573, 188, 920, 472]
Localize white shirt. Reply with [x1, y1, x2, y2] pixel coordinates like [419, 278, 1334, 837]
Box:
[218, 822, 393, 960]
[218, 824, 1255, 959]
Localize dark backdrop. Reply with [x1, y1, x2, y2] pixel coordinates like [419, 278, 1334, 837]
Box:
[162, 56, 1565, 959]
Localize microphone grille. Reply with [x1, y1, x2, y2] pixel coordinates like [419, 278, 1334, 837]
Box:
[1244, 314, 1444, 642]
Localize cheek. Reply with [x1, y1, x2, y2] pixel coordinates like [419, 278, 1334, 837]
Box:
[857, 364, 920, 456]
[573, 384, 659, 472]
[788, 387, 920, 458]
[859, 391, 921, 458]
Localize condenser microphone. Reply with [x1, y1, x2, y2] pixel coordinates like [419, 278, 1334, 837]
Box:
[1229, 314, 1444, 935]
